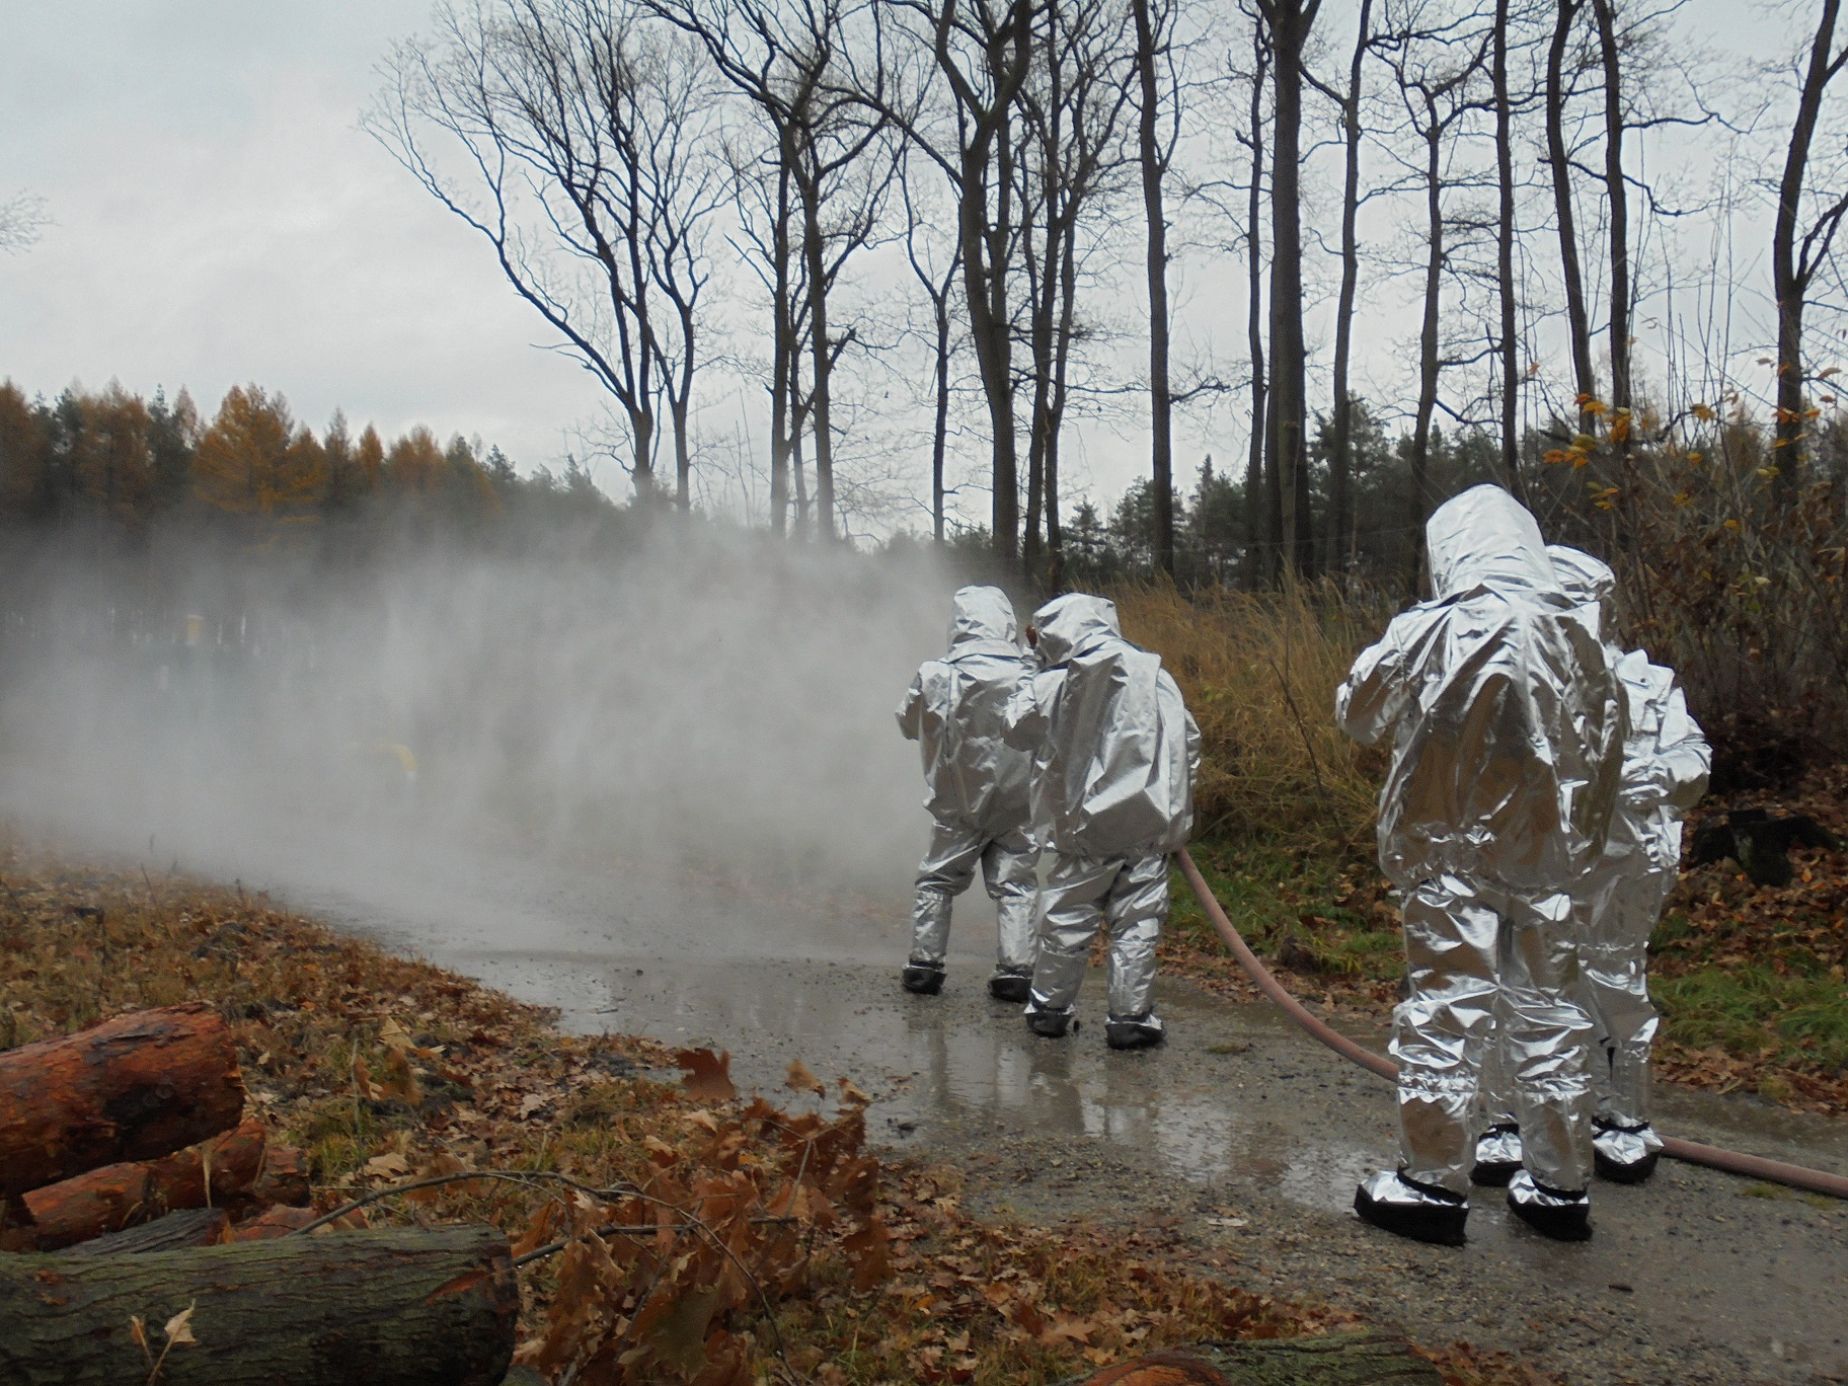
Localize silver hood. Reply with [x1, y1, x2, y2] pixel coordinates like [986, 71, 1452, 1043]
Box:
[896, 587, 1034, 836]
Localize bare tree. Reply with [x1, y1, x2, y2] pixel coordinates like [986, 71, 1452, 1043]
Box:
[1132, 0, 1178, 577]
[875, 0, 1037, 564]
[1491, 0, 1532, 499]
[1254, 0, 1320, 581]
[1544, 0, 1598, 425]
[0, 191, 46, 254]
[652, 0, 895, 541]
[1771, 0, 1848, 493]
[899, 150, 964, 545]
[1305, 0, 1377, 572]
[369, 0, 723, 508]
[1016, 0, 1135, 579]
[1235, 20, 1271, 586]
[1378, 0, 1494, 595]
[1588, 0, 1632, 427]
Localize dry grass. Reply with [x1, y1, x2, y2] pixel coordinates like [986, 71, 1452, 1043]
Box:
[1109, 581, 1382, 850]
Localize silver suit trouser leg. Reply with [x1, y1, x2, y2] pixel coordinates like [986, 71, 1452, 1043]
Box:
[1582, 867, 1668, 1129]
[910, 821, 986, 965]
[982, 831, 1040, 973]
[1028, 854, 1168, 1017]
[1103, 853, 1169, 1019]
[1500, 889, 1595, 1192]
[1392, 875, 1502, 1197]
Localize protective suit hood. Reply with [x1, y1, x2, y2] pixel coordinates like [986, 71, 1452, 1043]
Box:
[1426, 485, 1559, 601]
[1032, 593, 1121, 667]
[947, 585, 1019, 649]
[1544, 544, 1616, 607]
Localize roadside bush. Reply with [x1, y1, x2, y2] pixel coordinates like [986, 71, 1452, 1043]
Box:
[1109, 581, 1383, 850]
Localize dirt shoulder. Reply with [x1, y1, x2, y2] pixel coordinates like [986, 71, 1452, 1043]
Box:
[1, 830, 1549, 1386]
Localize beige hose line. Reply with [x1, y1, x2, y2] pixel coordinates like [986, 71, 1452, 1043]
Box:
[1176, 848, 1848, 1201]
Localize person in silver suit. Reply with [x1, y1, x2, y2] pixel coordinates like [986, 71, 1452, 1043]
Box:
[1003, 593, 1200, 1050]
[1473, 545, 1710, 1187]
[896, 586, 1040, 1000]
[1336, 486, 1624, 1244]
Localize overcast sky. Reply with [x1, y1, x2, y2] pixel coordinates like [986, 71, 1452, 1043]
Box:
[0, 1, 1821, 531]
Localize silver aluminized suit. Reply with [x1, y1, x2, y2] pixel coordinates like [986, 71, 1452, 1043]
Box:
[1478, 547, 1710, 1180]
[1337, 486, 1623, 1241]
[1002, 594, 1200, 1046]
[896, 587, 1039, 989]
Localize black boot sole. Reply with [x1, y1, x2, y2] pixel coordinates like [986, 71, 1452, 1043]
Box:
[987, 975, 1032, 1003]
[1105, 1023, 1165, 1051]
[1026, 1013, 1075, 1038]
[1507, 1196, 1592, 1241]
[1353, 1185, 1467, 1247]
[1594, 1148, 1660, 1185]
[901, 967, 944, 996]
[1469, 1158, 1520, 1188]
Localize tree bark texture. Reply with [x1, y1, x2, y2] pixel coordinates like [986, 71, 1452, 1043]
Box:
[1328, 0, 1371, 575]
[20, 1117, 307, 1252]
[1772, 0, 1845, 495]
[62, 1207, 229, 1257]
[1244, 28, 1270, 588]
[0, 1226, 518, 1386]
[0, 1003, 243, 1200]
[1260, 0, 1320, 581]
[1493, 0, 1528, 501]
[1546, 0, 1596, 423]
[1133, 0, 1175, 579]
[1411, 107, 1444, 599]
[1590, 0, 1631, 421]
[1055, 1331, 1440, 1385]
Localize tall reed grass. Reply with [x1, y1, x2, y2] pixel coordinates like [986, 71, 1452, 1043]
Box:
[1109, 581, 1386, 850]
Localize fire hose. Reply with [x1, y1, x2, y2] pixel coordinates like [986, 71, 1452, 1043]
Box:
[1176, 848, 1848, 1201]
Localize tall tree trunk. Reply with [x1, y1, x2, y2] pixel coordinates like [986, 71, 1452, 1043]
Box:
[961, 148, 1018, 562]
[1048, 202, 1078, 586]
[1772, 0, 1845, 498]
[1262, 0, 1320, 581]
[769, 161, 793, 536]
[1133, 0, 1175, 580]
[799, 172, 837, 540]
[1547, 0, 1596, 427]
[1411, 113, 1443, 599]
[931, 289, 952, 545]
[1243, 29, 1270, 589]
[1328, 0, 1371, 576]
[1590, 0, 1630, 424]
[1493, 0, 1529, 500]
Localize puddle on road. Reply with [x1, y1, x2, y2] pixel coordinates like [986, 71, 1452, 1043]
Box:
[446, 947, 1385, 1214]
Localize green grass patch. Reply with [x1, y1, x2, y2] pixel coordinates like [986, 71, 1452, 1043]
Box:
[1652, 963, 1848, 1072]
[1167, 836, 1401, 985]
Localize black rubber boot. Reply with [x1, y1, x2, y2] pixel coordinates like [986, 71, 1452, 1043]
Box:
[1353, 1176, 1468, 1247]
[901, 961, 945, 996]
[1469, 1123, 1522, 1187]
[1592, 1121, 1662, 1184]
[987, 972, 1032, 1003]
[1025, 1008, 1075, 1038]
[1507, 1182, 1593, 1242]
[1104, 1013, 1166, 1051]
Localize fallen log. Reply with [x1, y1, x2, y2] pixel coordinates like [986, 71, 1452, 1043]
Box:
[0, 1003, 244, 1199]
[20, 1117, 306, 1251]
[0, 1225, 517, 1386]
[1056, 1332, 1439, 1385]
[62, 1208, 228, 1257]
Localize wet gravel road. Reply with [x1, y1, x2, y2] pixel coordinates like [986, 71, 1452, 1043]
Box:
[15, 803, 1846, 1385]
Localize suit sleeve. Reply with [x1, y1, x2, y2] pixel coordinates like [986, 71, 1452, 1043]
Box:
[1335, 617, 1416, 747]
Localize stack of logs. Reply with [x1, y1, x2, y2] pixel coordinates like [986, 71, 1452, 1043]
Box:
[0, 1003, 519, 1386]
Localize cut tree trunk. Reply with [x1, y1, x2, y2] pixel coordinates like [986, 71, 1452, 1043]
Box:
[21, 1117, 307, 1251]
[62, 1207, 229, 1257]
[0, 1003, 244, 1199]
[1056, 1332, 1439, 1384]
[0, 1225, 517, 1386]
